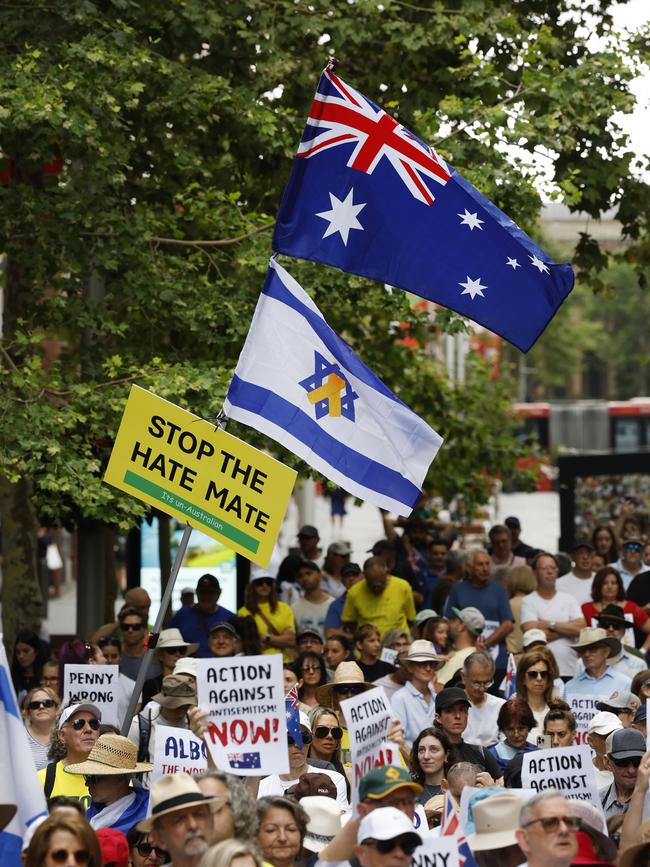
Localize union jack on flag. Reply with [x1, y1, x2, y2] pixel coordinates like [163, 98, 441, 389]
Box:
[298, 64, 450, 206]
[440, 792, 477, 867]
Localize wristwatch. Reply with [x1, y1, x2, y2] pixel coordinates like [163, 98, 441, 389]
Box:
[549, 621, 557, 632]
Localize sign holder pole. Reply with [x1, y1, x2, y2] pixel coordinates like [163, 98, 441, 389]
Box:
[120, 523, 193, 736]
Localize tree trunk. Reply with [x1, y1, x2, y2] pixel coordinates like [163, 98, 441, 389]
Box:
[0, 475, 43, 653]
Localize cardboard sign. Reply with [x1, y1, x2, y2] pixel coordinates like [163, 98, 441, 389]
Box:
[412, 837, 459, 867]
[380, 647, 398, 665]
[197, 655, 288, 776]
[104, 385, 296, 567]
[340, 686, 396, 807]
[566, 694, 599, 746]
[63, 664, 119, 726]
[522, 745, 605, 818]
[152, 724, 208, 781]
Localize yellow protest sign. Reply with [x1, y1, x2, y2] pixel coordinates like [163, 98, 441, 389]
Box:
[104, 386, 296, 567]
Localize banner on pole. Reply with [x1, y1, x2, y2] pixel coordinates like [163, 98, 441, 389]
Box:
[566, 694, 598, 747]
[104, 385, 296, 567]
[63, 664, 120, 726]
[152, 724, 208, 781]
[196, 655, 288, 776]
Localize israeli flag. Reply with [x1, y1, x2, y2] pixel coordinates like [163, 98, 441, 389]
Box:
[0, 637, 47, 862]
[224, 258, 443, 516]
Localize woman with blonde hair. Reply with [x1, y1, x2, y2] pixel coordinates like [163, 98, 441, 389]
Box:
[199, 838, 264, 867]
[22, 686, 60, 771]
[506, 565, 537, 655]
[515, 647, 560, 741]
[24, 811, 102, 867]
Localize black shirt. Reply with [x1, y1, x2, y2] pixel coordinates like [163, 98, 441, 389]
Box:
[358, 659, 395, 681]
[454, 739, 502, 779]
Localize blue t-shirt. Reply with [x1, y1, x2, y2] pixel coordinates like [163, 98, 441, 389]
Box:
[444, 580, 513, 669]
[169, 604, 235, 657]
[324, 594, 347, 631]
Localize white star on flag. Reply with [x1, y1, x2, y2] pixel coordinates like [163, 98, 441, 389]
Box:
[530, 254, 549, 273]
[506, 257, 520, 270]
[459, 276, 487, 300]
[316, 188, 366, 245]
[458, 209, 484, 230]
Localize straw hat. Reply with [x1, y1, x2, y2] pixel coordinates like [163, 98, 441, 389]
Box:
[66, 734, 153, 775]
[573, 627, 620, 658]
[155, 628, 199, 657]
[315, 661, 374, 707]
[137, 772, 226, 831]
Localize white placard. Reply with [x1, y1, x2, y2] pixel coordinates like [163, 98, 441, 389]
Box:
[522, 745, 605, 819]
[566, 694, 599, 746]
[196, 655, 288, 776]
[412, 836, 459, 867]
[63, 664, 119, 725]
[340, 686, 395, 808]
[481, 620, 499, 661]
[152, 723, 208, 781]
[380, 647, 399, 665]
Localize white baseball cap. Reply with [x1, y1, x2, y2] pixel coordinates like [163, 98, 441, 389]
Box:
[59, 703, 102, 728]
[522, 628, 547, 647]
[587, 711, 623, 737]
[299, 711, 312, 731]
[358, 807, 421, 845]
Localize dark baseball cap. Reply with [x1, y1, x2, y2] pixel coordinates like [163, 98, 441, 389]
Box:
[367, 539, 394, 555]
[285, 772, 337, 800]
[570, 540, 595, 552]
[298, 525, 319, 539]
[435, 687, 471, 711]
[208, 621, 236, 636]
[196, 574, 220, 593]
[606, 727, 646, 759]
[341, 562, 362, 578]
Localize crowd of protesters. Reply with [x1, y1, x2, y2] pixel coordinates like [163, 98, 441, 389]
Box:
[6, 505, 650, 867]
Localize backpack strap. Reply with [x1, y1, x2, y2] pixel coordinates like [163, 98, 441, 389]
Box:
[43, 761, 57, 799]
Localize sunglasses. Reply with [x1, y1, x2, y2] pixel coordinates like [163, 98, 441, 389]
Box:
[137, 842, 169, 858]
[524, 815, 581, 833]
[288, 731, 312, 746]
[624, 543, 643, 551]
[98, 637, 121, 648]
[301, 665, 321, 673]
[314, 725, 343, 740]
[254, 577, 274, 586]
[611, 755, 642, 768]
[363, 835, 420, 856]
[28, 699, 57, 710]
[69, 718, 101, 731]
[162, 646, 187, 656]
[335, 684, 364, 695]
[526, 670, 550, 680]
[49, 850, 90, 865]
[122, 622, 145, 631]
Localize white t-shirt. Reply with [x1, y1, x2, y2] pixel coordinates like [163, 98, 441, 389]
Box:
[291, 595, 334, 635]
[520, 591, 583, 676]
[464, 693, 505, 747]
[556, 571, 595, 606]
[257, 763, 349, 811]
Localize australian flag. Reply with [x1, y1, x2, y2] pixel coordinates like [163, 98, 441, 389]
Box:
[273, 64, 574, 353]
[285, 685, 303, 748]
[228, 752, 261, 770]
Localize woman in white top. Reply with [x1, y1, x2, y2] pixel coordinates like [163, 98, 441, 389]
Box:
[22, 686, 60, 771]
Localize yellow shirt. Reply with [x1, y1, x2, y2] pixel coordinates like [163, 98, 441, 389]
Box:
[342, 576, 415, 637]
[237, 601, 296, 662]
[38, 762, 92, 810]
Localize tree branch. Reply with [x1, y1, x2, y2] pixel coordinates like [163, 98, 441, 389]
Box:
[149, 221, 274, 248]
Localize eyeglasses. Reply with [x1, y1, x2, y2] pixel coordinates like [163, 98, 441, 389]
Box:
[69, 718, 101, 731]
[526, 670, 550, 680]
[523, 815, 581, 832]
[469, 680, 494, 690]
[137, 842, 169, 858]
[314, 725, 343, 740]
[335, 684, 363, 695]
[611, 755, 642, 768]
[122, 622, 145, 631]
[163, 646, 187, 656]
[288, 731, 312, 746]
[28, 699, 57, 710]
[49, 849, 91, 865]
[362, 835, 420, 856]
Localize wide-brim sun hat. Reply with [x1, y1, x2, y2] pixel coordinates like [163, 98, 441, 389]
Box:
[155, 627, 199, 657]
[315, 661, 374, 707]
[573, 627, 620, 658]
[66, 733, 153, 775]
[152, 673, 197, 708]
[466, 791, 524, 851]
[137, 772, 226, 831]
[397, 639, 444, 666]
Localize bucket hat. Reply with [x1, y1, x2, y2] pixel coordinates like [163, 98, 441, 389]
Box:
[300, 796, 344, 853]
[152, 673, 197, 708]
[66, 734, 153, 775]
[466, 791, 523, 851]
